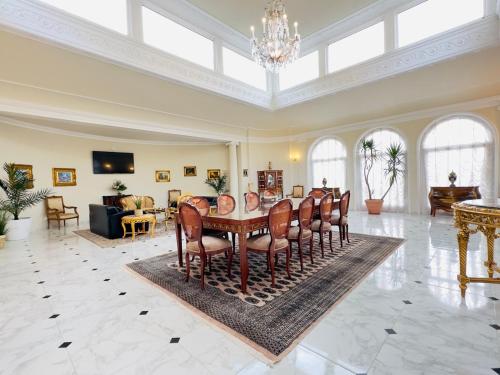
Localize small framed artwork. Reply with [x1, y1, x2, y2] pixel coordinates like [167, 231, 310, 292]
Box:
[184, 166, 197, 177]
[333, 187, 342, 199]
[14, 164, 34, 189]
[52, 168, 77, 187]
[207, 169, 220, 180]
[155, 170, 171, 182]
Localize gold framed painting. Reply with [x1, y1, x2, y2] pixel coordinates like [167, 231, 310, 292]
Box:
[155, 170, 171, 182]
[52, 168, 77, 187]
[184, 166, 197, 177]
[207, 169, 221, 180]
[14, 164, 34, 189]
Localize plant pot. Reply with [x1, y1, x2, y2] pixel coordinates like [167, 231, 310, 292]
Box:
[134, 209, 143, 216]
[0, 235, 5, 249]
[365, 199, 384, 215]
[6, 218, 32, 241]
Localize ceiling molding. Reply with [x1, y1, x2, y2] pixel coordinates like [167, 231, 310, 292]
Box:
[276, 16, 500, 108]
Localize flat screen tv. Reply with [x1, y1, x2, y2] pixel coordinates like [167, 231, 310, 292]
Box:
[92, 151, 135, 174]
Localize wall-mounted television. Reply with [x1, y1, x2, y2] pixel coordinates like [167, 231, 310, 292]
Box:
[92, 151, 135, 174]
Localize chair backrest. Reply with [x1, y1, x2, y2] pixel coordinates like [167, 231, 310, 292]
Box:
[292, 185, 304, 198]
[217, 194, 236, 215]
[46, 196, 64, 213]
[120, 195, 154, 211]
[177, 194, 193, 206]
[319, 192, 334, 223]
[168, 189, 181, 204]
[339, 190, 351, 217]
[245, 192, 260, 211]
[268, 199, 293, 241]
[308, 188, 327, 199]
[189, 196, 210, 216]
[298, 196, 315, 230]
[143, 196, 154, 209]
[179, 203, 203, 244]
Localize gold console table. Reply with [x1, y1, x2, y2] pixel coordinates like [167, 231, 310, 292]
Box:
[453, 199, 500, 297]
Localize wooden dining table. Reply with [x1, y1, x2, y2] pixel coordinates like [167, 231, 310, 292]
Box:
[174, 198, 339, 294]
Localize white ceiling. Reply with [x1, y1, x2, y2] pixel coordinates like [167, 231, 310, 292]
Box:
[183, 0, 379, 37]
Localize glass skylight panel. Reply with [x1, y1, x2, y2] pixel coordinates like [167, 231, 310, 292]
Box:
[279, 51, 319, 91]
[397, 0, 484, 47]
[328, 22, 385, 73]
[222, 47, 267, 91]
[39, 0, 127, 34]
[142, 7, 214, 70]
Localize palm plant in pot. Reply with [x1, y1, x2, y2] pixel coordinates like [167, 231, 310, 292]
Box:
[361, 139, 405, 214]
[0, 210, 8, 249]
[0, 163, 51, 240]
[205, 175, 227, 196]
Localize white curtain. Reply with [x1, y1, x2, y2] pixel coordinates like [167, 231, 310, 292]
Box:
[421, 116, 495, 212]
[311, 138, 347, 190]
[357, 129, 407, 212]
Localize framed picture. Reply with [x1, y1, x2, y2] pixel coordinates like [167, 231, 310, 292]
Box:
[14, 164, 34, 189]
[155, 170, 171, 182]
[207, 169, 220, 180]
[184, 166, 197, 177]
[243, 169, 248, 177]
[52, 168, 77, 187]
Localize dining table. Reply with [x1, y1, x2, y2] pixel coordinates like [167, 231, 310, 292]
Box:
[174, 197, 340, 294]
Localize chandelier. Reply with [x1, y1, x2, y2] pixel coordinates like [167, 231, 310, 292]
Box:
[250, 0, 300, 72]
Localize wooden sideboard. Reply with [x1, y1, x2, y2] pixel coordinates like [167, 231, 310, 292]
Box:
[428, 186, 481, 216]
[257, 170, 283, 198]
[102, 195, 132, 208]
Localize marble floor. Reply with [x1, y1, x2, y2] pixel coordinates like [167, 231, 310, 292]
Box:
[0, 212, 499, 375]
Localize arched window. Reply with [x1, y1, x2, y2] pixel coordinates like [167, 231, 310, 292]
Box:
[421, 116, 495, 210]
[358, 129, 407, 211]
[310, 138, 347, 190]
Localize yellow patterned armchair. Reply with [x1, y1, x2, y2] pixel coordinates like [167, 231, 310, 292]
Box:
[45, 196, 79, 229]
[119, 195, 155, 211]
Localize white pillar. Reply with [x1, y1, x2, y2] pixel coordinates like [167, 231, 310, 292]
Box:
[384, 13, 396, 52]
[227, 142, 239, 209]
[127, 0, 143, 41]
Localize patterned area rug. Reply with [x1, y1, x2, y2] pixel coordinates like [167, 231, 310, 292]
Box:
[126, 233, 404, 361]
[74, 221, 176, 248]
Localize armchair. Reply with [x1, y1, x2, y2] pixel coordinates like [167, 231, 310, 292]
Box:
[286, 185, 304, 198]
[120, 196, 155, 211]
[45, 196, 79, 229]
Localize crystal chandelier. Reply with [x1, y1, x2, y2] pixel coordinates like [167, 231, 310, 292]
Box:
[250, 0, 300, 72]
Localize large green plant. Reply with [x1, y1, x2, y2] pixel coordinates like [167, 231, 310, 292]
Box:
[0, 163, 51, 220]
[205, 175, 227, 196]
[0, 210, 8, 235]
[360, 139, 405, 200]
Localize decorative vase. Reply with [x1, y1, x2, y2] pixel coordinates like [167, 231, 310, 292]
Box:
[6, 217, 32, 241]
[134, 209, 143, 216]
[365, 199, 384, 215]
[448, 171, 457, 188]
[0, 235, 5, 249]
[322, 177, 327, 188]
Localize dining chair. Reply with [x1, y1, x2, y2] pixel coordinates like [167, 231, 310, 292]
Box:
[287, 196, 314, 271]
[179, 203, 233, 290]
[244, 192, 260, 211]
[311, 192, 334, 258]
[246, 199, 293, 287]
[331, 190, 351, 247]
[308, 188, 328, 199]
[217, 194, 237, 252]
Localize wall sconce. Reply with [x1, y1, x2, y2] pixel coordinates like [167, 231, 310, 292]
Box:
[289, 153, 300, 162]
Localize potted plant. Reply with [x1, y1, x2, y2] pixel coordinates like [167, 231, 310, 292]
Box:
[205, 175, 227, 196]
[0, 210, 8, 249]
[361, 139, 405, 214]
[134, 198, 143, 216]
[0, 163, 51, 240]
[112, 180, 127, 195]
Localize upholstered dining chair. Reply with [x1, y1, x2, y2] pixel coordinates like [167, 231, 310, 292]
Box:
[332, 190, 351, 247]
[246, 199, 293, 287]
[217, 194, 236, 215]
[45, 196, 79, 229]
[311, 192, 334, 258]
[189, 196, 211, 216]
[308, 188, 328, 199]
[244, 192, 260, 211]
[179, 203, 233, 290]
[287, 195, 314, 271]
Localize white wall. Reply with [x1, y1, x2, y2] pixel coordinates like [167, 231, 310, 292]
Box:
[1, 124, 228, 229]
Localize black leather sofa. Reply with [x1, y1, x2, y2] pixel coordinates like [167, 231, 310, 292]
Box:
[89, 204, 133, 239]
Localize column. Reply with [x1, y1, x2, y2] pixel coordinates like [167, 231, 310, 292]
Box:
[127, 0, 143, 41]
[384, 13, 396, 52]
[227, 142, 239, 209]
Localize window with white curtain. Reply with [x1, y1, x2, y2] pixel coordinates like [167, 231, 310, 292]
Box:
[421, 116, 495, 210]
[142, 7, 214, 70]
[310, 138, 347, 190]
[39, 0, 128, 34]
[358, 129, 407, 211]
[397, 0, 484, 47]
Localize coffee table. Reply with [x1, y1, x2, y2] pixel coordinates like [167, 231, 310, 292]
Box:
[121, 214, 156, 241]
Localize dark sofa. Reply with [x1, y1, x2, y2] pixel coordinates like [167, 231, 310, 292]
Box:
[89, 204, 133, 239]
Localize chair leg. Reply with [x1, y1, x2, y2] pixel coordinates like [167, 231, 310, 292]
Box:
[320, 232, 325, 258]
[227, 248, 233, 278]
[297, 239, 304, 272]
[208, 255, 212, 273]
[64, 220, 66, 227]
[329, 231, 333, 252]
[269, 251, 276, 287]
[77, 217, 80, 227]
[231, 233, 236, 254]
[309, 236, 314, 264]
[266, 252, 270, 272]
[285, 247, 291, 279]
[47, 220, 50, 229]
[339, 225, 343, 248]
[58, 220, 61, 230]
[185, 253, 191, 282]
[346, 225, 350, 243]
[200, 254, 206, 290]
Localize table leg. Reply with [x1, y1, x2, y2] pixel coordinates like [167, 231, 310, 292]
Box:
[176, 219, 183, 267]
[131, 222, 136, 241]
[151, 219, 156, 238]
[238, 232, 248, 294]
[484, 228, 497, 278]
[457, 227, 470, 298]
